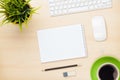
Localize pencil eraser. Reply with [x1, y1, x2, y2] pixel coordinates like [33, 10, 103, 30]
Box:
[63, 72, 68, 77]
[63, 71, 76, 77]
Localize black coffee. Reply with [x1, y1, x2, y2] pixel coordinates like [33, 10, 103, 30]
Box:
[99, 65, 116, 80]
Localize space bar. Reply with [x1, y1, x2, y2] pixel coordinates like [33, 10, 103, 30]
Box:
[69, 6, 89, 13]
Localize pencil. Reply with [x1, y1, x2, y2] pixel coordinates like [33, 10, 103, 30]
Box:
[43, 64, 78, 71]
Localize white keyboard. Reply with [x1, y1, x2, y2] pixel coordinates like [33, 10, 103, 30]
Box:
[49, 0, 112, 16]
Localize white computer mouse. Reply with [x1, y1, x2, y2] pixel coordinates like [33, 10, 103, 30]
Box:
[92, 16, 107, 41]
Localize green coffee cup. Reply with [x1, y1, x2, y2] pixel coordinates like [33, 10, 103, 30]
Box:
[91, 56, 120, 80]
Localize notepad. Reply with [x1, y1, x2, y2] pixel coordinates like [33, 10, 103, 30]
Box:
[37, 24, 87, 63]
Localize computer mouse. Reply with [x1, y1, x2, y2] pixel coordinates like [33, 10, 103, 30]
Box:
[92, 16, 107, 41]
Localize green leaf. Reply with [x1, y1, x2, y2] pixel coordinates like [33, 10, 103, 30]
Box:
[18, 18, 22, 31]
[0, 10, 5, 13]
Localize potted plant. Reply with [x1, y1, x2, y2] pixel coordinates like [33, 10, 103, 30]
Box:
[0, 0, 36, 31]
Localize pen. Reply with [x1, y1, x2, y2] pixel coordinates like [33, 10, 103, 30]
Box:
[43, 64, 78, 71]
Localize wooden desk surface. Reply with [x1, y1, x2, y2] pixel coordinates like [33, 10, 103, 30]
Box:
[0, 0, 120, 80]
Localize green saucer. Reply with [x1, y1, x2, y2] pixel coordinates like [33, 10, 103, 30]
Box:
[90, 56, 120, 80]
